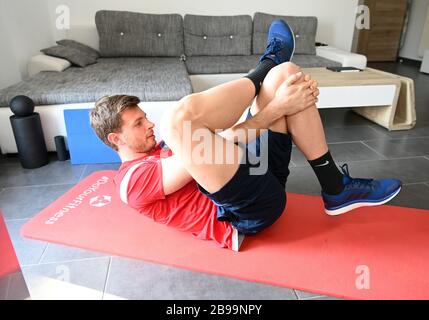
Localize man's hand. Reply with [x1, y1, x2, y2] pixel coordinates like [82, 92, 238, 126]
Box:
[274, 72, 320, 116]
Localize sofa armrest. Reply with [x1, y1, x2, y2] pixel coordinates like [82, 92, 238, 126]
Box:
[27, 54, 71, 77]
[316, 46, 367, 69]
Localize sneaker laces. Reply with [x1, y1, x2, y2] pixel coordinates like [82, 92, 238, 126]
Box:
[340, 164, 376, 191]
[265, 38, 283, 55]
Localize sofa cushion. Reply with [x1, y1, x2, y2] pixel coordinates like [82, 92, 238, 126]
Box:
[291, 55, 341, 68]
[0, 58, 192, 106]
[28, 54, 71, 77]
[253, 12, 318, 55]
[56, 39, 100, 60]
[185, 54, 340, 74]
[41, 45, 97, 67]
[95, 10, 184, 57]
[184, 14, 252, 56]
[186, 55, 259, 74]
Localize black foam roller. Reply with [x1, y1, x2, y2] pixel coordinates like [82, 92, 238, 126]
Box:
[10, 113, 49, 169]
[54, 136, 69, 161]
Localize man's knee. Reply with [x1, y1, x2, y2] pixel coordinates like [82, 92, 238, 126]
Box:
[278, 62, 301, 78]
[264, 62, 302, 88]
[160, 94, 201, 139]
[271, 61, 301, 78]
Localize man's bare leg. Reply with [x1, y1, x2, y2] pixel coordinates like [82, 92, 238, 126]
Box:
[161, 78, 256, 194]
[251, 62, 328, 161]
[162, 18, 299, 195]
[161, 62, 314, 194]
[179, 78, 257, 131]
[250, 62, 346, 195]
[250, 62, 402, 216]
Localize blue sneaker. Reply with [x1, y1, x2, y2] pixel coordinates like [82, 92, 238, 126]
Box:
[259, 19, 296, 64]
[322, 164, 402, 216]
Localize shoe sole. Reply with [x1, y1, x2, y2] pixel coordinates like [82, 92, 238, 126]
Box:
[324, 186, 402, 216]
[231, 227, 245, 252]
[289, 24, 296, 61]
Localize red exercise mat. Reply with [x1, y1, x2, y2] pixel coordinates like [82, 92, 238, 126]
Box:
[21, 171, 429, 299]
[0, 210, 22, 277]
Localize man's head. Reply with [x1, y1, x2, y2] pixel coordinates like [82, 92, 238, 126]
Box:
[90, 95, 156, 155]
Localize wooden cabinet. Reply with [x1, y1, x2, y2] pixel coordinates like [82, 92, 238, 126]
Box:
[356, 0, 408, 61]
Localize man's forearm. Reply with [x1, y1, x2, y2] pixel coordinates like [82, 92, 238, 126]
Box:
[219, 100, 285, 144]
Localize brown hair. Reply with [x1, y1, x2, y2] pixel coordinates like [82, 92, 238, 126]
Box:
[90, 95, 140, 151]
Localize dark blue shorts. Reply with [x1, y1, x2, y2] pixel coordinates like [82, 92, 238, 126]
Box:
[198, 109, 292, 235]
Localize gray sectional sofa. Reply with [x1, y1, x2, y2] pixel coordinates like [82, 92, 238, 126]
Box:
[0, 11, 344, 106]
[0, 11, 366, 153]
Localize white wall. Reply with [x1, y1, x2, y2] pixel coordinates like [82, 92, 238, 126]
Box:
[0, 0, 55, 90]
[399, 0, 429, 61]
[45, 0, 359, 51]
[420, 5, 429, 56]
[0, 1, 21, 90]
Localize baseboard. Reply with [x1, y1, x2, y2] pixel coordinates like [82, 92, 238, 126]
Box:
[397, 57, 423, 67]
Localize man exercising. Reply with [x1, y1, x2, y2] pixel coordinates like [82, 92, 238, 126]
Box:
[90, 20, 402, 251]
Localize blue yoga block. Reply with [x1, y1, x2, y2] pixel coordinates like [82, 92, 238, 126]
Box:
[64, 109, 120, 165]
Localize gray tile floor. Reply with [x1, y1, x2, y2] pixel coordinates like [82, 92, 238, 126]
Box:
[1, 61, 428, 300]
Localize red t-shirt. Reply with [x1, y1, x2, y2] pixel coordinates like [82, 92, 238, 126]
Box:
[114, 142, 233, 249]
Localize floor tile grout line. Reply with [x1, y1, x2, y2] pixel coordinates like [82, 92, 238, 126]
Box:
[300, 295, 335, 300]
[1, 182, 75, 191]
[102, 257, 113, 300]
[5, 273, 12, 300]
[0, 160, 20, 165]
[301, 136, 429, 146]
[293, 141, 368, 148]
[4, 218, 29, 223]
[297, 294, 327, 300]
[0, 163, 22, 168]
[291, 156, 429, 168]
[365, 125, 392, 138]
[323, 124, 368, 129]
[37, 243, 50, 265]
[321, 124, 379, 130]
[359, 155, 428, 162]
[327, 140, 371, 145]
[21, 255, 111, 268]
[296, 140, 366, 146]
[403, 181, 429, 186]
[386, 155, 429, 161]
[362, 135, 429, 143]
[359, 141, 388, 160]
[78, 165, 88, 182]
[292, 289, 299, 300]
